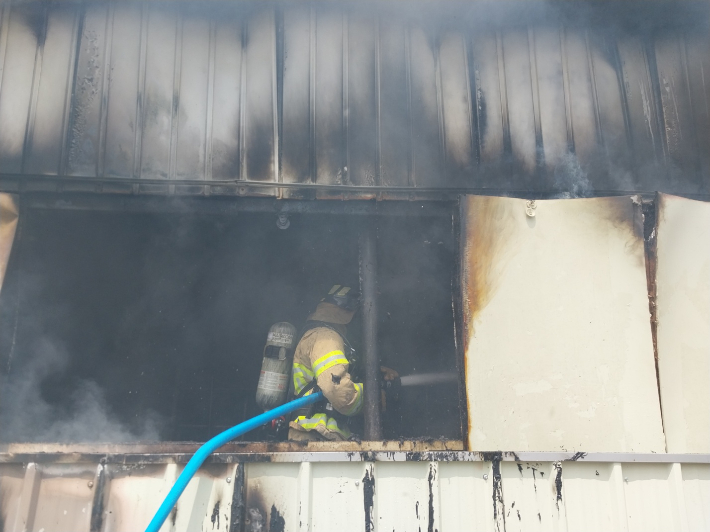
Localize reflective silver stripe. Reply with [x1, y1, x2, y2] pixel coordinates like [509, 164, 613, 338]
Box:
[313, 352, 348, 377]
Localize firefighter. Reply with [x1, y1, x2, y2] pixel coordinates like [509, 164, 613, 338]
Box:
[288, 285, 398, 441]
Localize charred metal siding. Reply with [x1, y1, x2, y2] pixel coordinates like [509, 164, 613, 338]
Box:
[1, 450, 709, 532]
[0, 2, 708, 198]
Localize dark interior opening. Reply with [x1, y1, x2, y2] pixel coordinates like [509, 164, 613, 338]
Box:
[0, 200, 460, 443]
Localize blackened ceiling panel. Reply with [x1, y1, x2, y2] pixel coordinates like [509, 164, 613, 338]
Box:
[313, 6, 344, 193]
[243, 8, 277, 184]
[377, 19, 410, 188]
[0, 7, 40, 175]
[654, 34, 703, 193]
[25, 6, 77, 177]
[617, 35, 667, 192]
[65, 5, 111, 178]
[281, 6, 312, 188]
[588, 30, 633, 191]
[684, 30, 710, 187]
[470, 29, 507, 187]
[0, 1, 708, 198]
[439, 30, 474, 185]
[534, 26, 568, 182]
[103, 4, 142, 180]
[407, 25, 443, 188]
[501, 27, 538, 183]
[139, 4, 178, 183]
[210, 12, 243, 183]
[345, 13, 378, 191]
[175, 14, 211, 184]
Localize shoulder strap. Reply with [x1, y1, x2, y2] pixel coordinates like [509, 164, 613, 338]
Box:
[295, 378, 319, 399]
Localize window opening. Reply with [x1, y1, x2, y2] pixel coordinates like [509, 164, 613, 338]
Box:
[0, 201, 461, 444]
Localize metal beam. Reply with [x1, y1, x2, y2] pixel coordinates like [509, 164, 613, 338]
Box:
[359, 221, 382, 440]
[20, 191, 453, 218]
[1, 450, 709, 465]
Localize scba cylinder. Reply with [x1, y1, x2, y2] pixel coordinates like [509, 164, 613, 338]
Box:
[255, 322, 297, 411]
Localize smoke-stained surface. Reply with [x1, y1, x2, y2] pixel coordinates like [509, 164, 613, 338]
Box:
[0, 204, 459, 442]
[0, 1, 707, 198]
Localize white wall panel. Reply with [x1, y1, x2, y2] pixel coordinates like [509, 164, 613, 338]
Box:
[2, 456, 708, 532]
[656, 194, 710, 453]
[461, 195, 665, 452]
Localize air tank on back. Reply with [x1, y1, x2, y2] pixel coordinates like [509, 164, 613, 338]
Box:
[255, 322, 298, 411]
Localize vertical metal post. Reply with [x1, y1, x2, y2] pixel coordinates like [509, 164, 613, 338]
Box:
[359, 222, 382, 440]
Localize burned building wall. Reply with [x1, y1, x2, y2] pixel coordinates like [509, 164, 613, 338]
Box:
[0, 1, 708, 198]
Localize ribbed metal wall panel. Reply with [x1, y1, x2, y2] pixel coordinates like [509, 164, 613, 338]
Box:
[1, 453, 709, 531]
[0, 1, 707, 198]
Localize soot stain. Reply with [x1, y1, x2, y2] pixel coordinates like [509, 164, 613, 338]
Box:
[269, 505, 285, 532]
[211, 501, 220, 529]
[427, 464, 437, 532]
[554, 463, 563, 508]
[363, 466, 375, 532]
[477, 88, 488, 151]
[20, 8, 47, 47]
[484, 453, 506, 532]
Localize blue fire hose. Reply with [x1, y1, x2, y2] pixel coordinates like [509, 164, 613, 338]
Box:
[145, 391, 324, 532]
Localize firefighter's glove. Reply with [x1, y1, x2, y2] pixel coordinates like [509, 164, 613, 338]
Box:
[380, 366, 401, 412]
[380, 366, 399, 382]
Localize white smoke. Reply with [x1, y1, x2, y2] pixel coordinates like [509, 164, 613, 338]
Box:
[553, 152, 593, 199]
[0, 337, 162, 443]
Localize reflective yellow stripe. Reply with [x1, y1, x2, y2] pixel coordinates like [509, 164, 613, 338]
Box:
[292, 362, 314, 394]
[295, 414, 350, 438]
[293, 373, 307, 392]
[313, 350, 348, 377]
[326, 418, 351, 438]
[294, 413, 327, 430]
[293, 363, 314, 377]
[342, 382, 363, 415]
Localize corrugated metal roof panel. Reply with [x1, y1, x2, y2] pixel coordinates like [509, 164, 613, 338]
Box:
[0, 2, 708, 198]
[1, 453, 709, 531]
